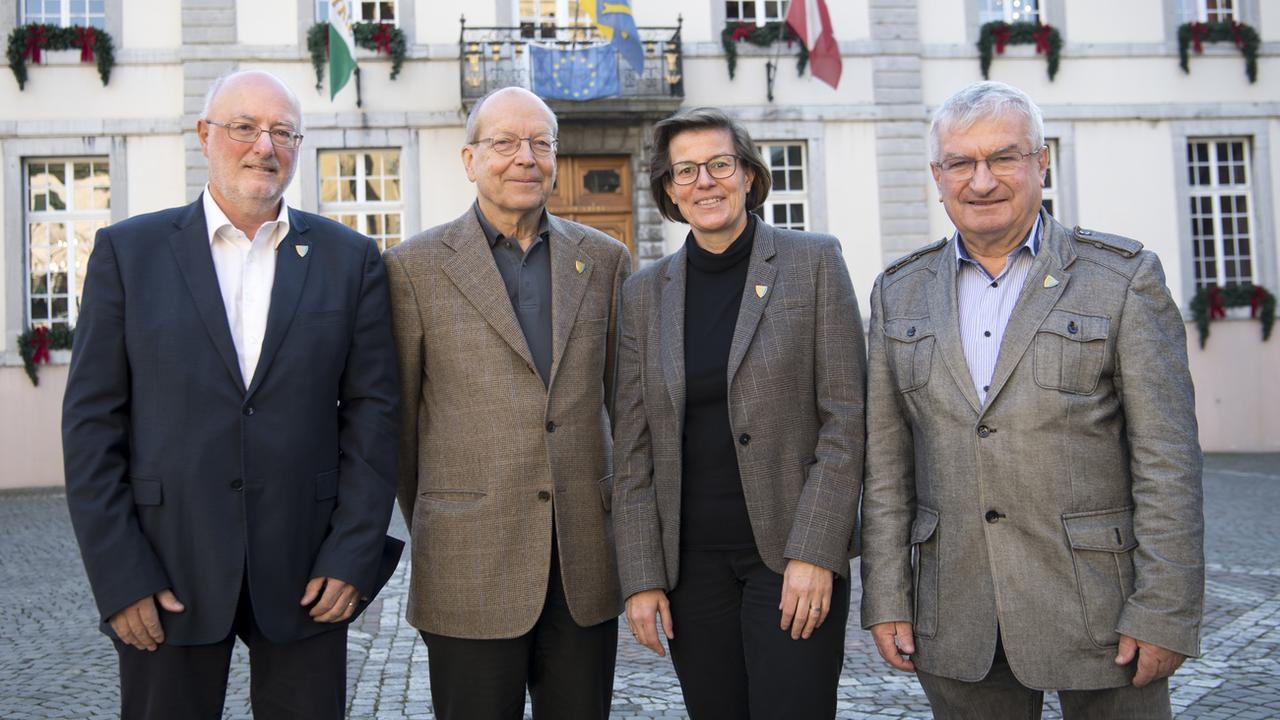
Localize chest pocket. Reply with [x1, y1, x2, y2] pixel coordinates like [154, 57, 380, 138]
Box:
[1033, 310, 1109, 395]
[883, 317, 936, 393]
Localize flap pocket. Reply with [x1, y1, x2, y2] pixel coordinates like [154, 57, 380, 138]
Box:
[315, 469, 339, 500]
[570, 316, 608, 339]
[1039, 310, 1109, 342]
[1063, 507, 1136, 552]
[130, 477, 163, 506]
[910, 505, 939, 544]
[884, 317, 935, 343]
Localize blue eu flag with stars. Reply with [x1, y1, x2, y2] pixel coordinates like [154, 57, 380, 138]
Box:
[530, 43, 620, 101]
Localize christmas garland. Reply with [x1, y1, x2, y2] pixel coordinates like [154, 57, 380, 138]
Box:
[1189, 283, 1275, 348]
[1177, 21, 1259, 84]
[16, 325, 73, 386]
[720, 21, 808, 80]
[307, 22, 406, 92]
[977, 21, 1062, 81]
[7, 23, 115, 90]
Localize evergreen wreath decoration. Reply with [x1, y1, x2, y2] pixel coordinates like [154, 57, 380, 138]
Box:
[720, 21, 808, 80]
[977, 21, 1062, 81]
[1189, 283, 1275, 348]
[7, 23, 115, 90]
[307, 22, 406, 92]
[1177, 21, 1259, 84]
[16, 324, 73, 386]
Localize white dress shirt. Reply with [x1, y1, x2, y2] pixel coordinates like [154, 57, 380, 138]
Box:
[203, 186, 291, 386]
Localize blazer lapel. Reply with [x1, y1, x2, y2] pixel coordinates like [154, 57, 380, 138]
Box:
[246, 210, 311, 398]
[981, 215, 1073, 410]
[726, 221, 778, 386]
[927, 237, 983, 415]
[660, 249, 687, 422]
[547, 216, 592, 386]
[167, 198, 245, 394]
[441, 212, 537, 370]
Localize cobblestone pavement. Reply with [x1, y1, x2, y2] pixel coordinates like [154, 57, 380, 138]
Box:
[2, 454, 1277, 719]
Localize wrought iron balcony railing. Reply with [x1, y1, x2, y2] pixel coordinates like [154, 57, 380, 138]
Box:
[459, 16, 684, 107]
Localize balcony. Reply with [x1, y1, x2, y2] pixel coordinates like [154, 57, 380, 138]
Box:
[459, 17, 684, 119]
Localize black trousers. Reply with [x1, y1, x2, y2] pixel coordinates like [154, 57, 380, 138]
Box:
[114, 578, 347, 720]
[666, 546, 849, 720]
[419, 540, 618, 720]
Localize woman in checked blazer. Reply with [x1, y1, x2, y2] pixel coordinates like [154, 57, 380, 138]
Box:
[612, 107, 867, 719]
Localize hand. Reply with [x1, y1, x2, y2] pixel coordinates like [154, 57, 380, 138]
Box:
[779, 559, 834, 640]
[109, 590, 185, 651]
[1116, 634, 1186, 687]
[301, 576, 360, 623]
[870, 621, 916, 672]
[625, 589, 674, 657]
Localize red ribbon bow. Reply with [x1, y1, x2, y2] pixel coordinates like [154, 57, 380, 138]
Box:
[731, 22, 753, 42]
[1230, 21, 1244, 49]
[372, 24, 393, 54]
[1189, 22, 1209, 54]
[1033, 25, 1052, 54]
[992, 25, 1010, 54]
[24, 24, 47, 64]
[1208, 286, 1227, 320]
[1250, 286, 1266, 318]
[31, 326, 51, 365]
[75, 26, 96, 63]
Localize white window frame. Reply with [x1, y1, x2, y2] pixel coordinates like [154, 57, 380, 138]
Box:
[1040, 139, 1059, 218]
[756, 141, 809, 232]
[725, 0, 789, 26]
[318, 148, 405, 252]
[20, 0, 106, 28]
[315, 0, 398, 25]
[1178, 0, 1236, 23]
[23, 156, 110, 330]
[977, 0, 1043, 24]
[514, 0, 593, 26]
[1186, 137, 1256, 290]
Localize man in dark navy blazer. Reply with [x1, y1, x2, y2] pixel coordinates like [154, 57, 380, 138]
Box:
[62, 70, 401, 719]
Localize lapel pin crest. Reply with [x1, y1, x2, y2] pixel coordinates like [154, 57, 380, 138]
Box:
[755, 284, 768, 298]
[1043, 274, 1059, 288]
[575, 260, 586, 274]
[295, 244, 310, 258]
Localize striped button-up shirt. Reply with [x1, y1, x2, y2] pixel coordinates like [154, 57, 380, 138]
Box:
[956, 216, 1041, 405]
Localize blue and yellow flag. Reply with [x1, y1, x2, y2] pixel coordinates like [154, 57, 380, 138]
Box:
[530, 43, 620, 101]
[582, 0, 644, 74]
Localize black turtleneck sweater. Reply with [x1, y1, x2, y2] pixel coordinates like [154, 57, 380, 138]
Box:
[680, 215, 757, 551]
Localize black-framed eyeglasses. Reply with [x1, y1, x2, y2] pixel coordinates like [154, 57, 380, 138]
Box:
[669, 155, 739, 185]
[470, 133, 558, 157]
[205, 119, 304, 149]
[932, 146, 1044, 181]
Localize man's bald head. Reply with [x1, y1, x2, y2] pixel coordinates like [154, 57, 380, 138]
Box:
[464, 87, 557, 145]
[201, 70, 303, 131]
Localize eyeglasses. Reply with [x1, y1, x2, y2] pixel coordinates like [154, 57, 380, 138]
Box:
[669, 155, 739, 185]
[205, 119, 304, 149]
[932, 146, 1044, 181]
[470, 133, 558, 157]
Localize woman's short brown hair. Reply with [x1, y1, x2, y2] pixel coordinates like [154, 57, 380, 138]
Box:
[649, 107, 772, 224]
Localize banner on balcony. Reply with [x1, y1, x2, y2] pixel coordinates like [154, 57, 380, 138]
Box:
[530, 43, 620, 101]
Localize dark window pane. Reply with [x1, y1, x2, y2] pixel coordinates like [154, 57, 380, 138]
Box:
[1042, 199, 1055, 215]
[772, 170, 786, 188]
[788, 145, 801, 165]
[789, 169, 803, 190]
[366, 180, 381, 202]
[791, 204, 804, 223]
[583, 169, 621, 194]
[52, 297, 68, 319]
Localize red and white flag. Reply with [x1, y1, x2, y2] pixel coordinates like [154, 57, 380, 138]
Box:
[786, 0, 842, 89]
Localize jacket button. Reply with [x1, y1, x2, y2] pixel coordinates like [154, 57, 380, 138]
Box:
[977, 425, 992, 438]
[1067, 321, 1079, 334]
[537, 490, 551, 501]
[906, 326, 916, 338]
[985, 509, 1003, 523]
[738, 433, 751, 446]
[230, 478, 243, 491]
[545, 421, 556, 433]
[243, 406, 255, 416]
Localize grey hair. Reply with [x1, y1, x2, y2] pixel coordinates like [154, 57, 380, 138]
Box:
[200, 70, 304, 131]
[929, 81, 1044, 162]
[464, 87, 559, 144]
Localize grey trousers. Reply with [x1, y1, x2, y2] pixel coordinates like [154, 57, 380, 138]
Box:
[916, 641, 1173, 720]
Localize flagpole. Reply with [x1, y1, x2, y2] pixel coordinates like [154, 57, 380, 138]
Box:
[355, 66, 362, 108]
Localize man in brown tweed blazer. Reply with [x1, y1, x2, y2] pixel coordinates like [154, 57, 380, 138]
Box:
[383, 87, 630, 720]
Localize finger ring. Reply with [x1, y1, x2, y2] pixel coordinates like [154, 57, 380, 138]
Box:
[810, 607, 821, 614]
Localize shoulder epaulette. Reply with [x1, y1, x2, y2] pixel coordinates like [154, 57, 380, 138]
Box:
[1072, 226, 1143, 258]
[885, 237, 949, 275]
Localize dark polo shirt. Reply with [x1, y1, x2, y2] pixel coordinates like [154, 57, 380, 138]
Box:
[474, 202, 554, 386]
